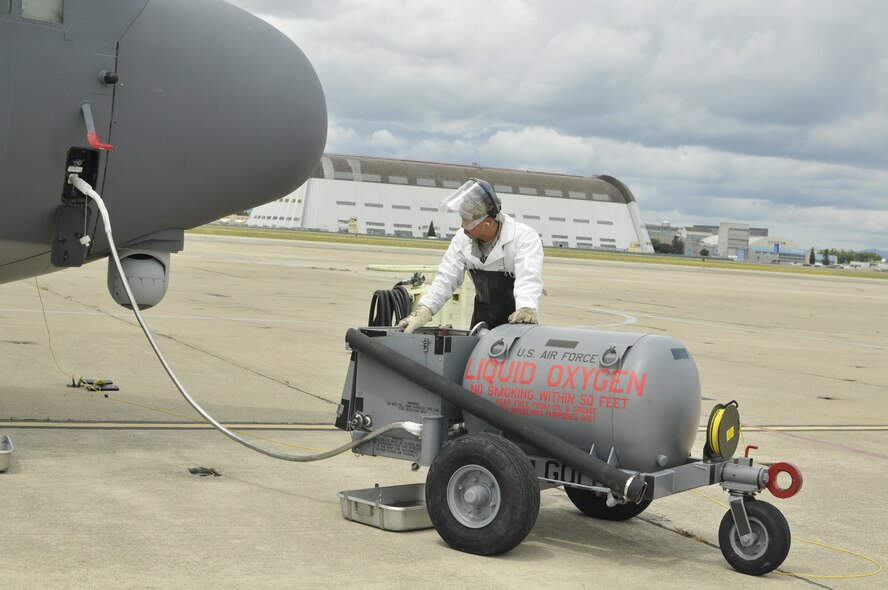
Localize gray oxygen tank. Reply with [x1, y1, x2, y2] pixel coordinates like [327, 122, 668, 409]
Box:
[461, 325, 701, 473]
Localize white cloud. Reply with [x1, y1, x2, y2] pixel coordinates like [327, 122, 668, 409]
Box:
[230, 0, 888, 250]
[324, 123, 356, 153]
[481, 128, 596, 173]
[367, 129, 405, 151]
[795, 112, 888, 163]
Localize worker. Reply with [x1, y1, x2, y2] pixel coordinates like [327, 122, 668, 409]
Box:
[398, 178, 543, 333]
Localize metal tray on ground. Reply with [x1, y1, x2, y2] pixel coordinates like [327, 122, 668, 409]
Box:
[338, 483, 432, 531]
[0, 434, 13, 472]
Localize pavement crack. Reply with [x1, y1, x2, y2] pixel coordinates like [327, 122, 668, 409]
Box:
[145, 327, 336, 405]
[40, 287, 337, 406]
[637, 515, 834, 588]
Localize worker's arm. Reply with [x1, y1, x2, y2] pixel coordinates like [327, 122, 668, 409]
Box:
[418, 233, 469, 315]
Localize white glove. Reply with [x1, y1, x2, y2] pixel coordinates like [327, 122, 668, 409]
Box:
[397, 304, 433, 333]
[508, 307, 538, 324]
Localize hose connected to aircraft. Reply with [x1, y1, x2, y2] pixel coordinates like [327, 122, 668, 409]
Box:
[67, 174, 421, 461]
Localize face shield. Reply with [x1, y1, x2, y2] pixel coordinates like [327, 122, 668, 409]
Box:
[440, 179, 495, 231]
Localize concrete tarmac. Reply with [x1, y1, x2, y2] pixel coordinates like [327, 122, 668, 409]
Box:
[1, 234, 885, 588]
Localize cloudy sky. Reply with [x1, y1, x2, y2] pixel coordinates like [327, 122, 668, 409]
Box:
[230, 0, 888, 252]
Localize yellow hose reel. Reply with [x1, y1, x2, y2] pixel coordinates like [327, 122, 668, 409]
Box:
[705, 400, 740, 461]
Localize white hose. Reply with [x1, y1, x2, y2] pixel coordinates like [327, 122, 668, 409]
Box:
[67, 174, 421, 461]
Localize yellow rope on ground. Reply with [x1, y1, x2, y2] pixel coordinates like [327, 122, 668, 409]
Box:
[691, 489, 882, 579]
[35, 278, 337, 455]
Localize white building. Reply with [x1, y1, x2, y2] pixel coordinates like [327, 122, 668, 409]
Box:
[718, 223, 751, 260]
[248, 154, 654, 252]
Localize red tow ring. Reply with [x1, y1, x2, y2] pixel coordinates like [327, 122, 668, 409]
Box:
[767, 462, 803, 499]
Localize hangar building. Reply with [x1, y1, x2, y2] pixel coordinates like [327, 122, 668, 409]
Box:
[247, 154, 654, 253]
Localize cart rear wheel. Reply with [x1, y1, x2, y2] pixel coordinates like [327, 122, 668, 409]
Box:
[564, 485, 652, 520]
[426, 433, 539, 555]
[719, 498, 791, 576]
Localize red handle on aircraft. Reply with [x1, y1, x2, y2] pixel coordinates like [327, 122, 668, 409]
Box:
[87, 132, 114, 151]
[81, 102, 114, 151]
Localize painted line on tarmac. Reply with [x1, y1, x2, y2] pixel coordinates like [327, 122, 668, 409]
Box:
[547, 303, 885, 351]
[743, 424, 888, 460]
[0, 307, 305, 325]
[700, 424, 888, 432]
[552, 304, 637, 326]
[1, 421, 884, 432]
[0, 421, 339, 430]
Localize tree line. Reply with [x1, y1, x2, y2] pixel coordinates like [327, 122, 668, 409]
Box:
[653, 237, 881, 264]
[809, 247, 883, 265]
[652, 236, 685, 255]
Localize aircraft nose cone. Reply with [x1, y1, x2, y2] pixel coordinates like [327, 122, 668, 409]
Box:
[105, 0, 327, 235]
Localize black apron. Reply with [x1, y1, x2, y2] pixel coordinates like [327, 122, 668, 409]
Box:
[468, 269, 516, 329]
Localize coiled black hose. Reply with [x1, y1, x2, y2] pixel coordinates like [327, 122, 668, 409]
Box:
[368, 285, 412, 326]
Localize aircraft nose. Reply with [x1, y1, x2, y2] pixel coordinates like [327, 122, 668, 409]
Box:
[104, 0, 327, 233]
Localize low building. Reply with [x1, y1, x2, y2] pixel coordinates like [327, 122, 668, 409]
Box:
[680, 225, 716, 257]
[748, 236, 806, 265]
[644, 223, 770, 257]
[646, 222, 679, 247]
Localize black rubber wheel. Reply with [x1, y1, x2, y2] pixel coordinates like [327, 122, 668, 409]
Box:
[718, 498, 791, 576]
[425, 433, 539, 555]
[564, 485, 652, 520]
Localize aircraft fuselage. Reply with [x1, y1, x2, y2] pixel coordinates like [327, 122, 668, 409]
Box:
[0, 0, 327, 284]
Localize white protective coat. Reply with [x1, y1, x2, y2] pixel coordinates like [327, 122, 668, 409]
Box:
[419, 214, 544, 315]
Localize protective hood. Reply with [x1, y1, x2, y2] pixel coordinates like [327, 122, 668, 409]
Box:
[439, 178, 500, 230]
